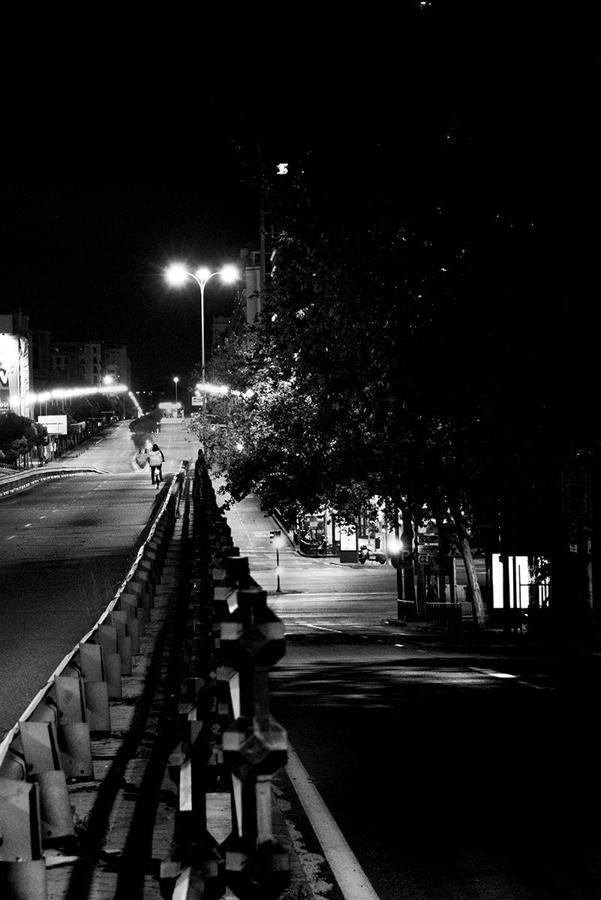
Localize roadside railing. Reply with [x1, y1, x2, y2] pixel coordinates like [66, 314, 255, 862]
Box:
[160, 450, 290, 899]
[0, 465, 187, 899]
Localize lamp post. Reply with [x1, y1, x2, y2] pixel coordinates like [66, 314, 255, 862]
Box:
[271, 530, 286, 593]
[165, 263, 239, 445]
[173, 376, 179, 405]
[165, 263, 239, 384]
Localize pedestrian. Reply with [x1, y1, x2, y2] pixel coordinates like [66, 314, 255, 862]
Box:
[148, 443, 165, 487]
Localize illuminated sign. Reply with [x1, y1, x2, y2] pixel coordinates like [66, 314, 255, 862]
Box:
[0, 333, 20, 414]
[38, 414, 68, 435]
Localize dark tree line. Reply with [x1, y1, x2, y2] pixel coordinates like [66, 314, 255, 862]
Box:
[203, 34, 599, 630]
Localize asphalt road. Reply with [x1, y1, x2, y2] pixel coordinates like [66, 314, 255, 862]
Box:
[0, 418, 200, 738]
[221, 486, 601, 900]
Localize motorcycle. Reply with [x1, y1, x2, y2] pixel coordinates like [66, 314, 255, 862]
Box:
[358, 545, 386, 565]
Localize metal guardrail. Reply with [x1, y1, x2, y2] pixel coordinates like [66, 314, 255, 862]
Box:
[0, 465, 187, 898]
[0, 466, 110, 499]
[0, 452, 290, 899]
[159, 450, 290, 898]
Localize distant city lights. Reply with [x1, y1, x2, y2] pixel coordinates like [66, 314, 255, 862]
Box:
[194, 382, 255, 399]
[21, 383, 144, 417]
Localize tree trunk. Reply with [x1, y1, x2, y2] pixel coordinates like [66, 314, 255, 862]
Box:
[401, 504, 417, 610]
[448, 497, 486, 628]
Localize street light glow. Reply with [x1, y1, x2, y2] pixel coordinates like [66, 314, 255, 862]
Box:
[219, 264, 239, 284]
[165, 263, 189, 286]
[387, 536, 402, 555]
[195, 382, 229, 395]
[195, 266, 212, 282]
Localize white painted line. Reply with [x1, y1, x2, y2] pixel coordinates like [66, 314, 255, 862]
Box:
[286, 745, 380, 900]
[282, 592, 396, 599]
[39, 515, 46, 519]
[296, 622, 343, 633]
[24, 523, 32, 528]
[6, 535, 16, 541]
[470, 667, 518, 680]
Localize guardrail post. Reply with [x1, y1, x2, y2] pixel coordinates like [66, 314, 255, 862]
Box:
[219, 586, 289, 899]
[79, 643, 111, 733]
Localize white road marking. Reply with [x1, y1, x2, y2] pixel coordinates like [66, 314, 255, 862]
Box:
[24, 523, 32, 528]
[470, 667, 518, 680]
[286, 745, 380, 900]
[295, 622, 343, 633]
[6, 535, 16, 541]
[275, 592, 396, 599]
[39, 515, 46, 519]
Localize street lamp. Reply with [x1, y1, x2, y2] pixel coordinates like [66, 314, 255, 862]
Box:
[271, 530, 286, 593]
[165, 263, 240, 383]
[173, 376, 179, 405]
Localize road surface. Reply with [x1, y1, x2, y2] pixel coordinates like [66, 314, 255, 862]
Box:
[0, 418, 199, 737]
[220, 484, 601, 900]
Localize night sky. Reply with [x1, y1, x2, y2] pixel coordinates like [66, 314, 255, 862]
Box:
[6, 6, 597, 393]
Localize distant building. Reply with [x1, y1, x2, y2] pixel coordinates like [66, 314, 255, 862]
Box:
[33, 333, 133, 389]
[79, 340, 104, 386]
[104, 344, 132, 386]
[240, 248, 262, 325]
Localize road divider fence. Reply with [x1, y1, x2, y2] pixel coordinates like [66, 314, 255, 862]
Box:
[0, 466, 111, 500]
[159, 449, 290, 899]
[0, 451, 290, 899]
[0, 465, 186, 899]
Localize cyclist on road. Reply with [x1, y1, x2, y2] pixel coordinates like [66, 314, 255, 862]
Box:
[148, 443, 165, 487]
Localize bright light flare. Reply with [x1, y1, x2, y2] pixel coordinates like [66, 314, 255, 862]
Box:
[387, 536, 402, 555]
[26, 384, 129, 404]
[219, 264, 239, 284]
[195, 266, 212, 282]
[195, 382, 229, 395]
[165, 263, 190, 286]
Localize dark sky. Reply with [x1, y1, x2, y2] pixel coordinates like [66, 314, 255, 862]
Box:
[6, 5, 598, 393]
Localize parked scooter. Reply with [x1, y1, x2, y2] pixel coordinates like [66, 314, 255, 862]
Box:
[358, 545, 386, 564]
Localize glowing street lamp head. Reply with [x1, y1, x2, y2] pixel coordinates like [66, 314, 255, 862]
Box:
[102, 375, 115, 386]
[173, 376, 179, 384]
[165, 263, 190, 286]
[195, 266, 212, 283]
[219, 264, 239, 285]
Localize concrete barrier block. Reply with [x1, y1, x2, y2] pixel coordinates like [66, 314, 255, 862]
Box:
[34, 769, 75, 845]
[105, 652, 122, 699]
[54, 676, 86, 725]
[19, 722, 61, 775]
[0, 859, 47, 899]
[58, 722, 93, 780]
[79, 643, 103, 682]
[0, 778, 43, 861]
[83, 680, 111, 733]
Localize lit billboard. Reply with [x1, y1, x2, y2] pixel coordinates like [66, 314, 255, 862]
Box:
[0, 333, 31, 417]
[0, 333, 19, 414]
